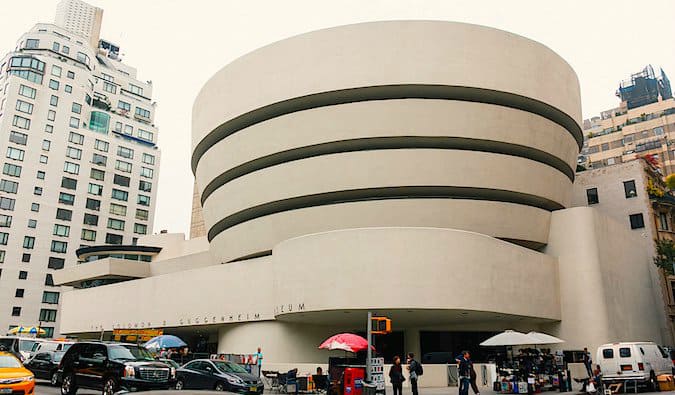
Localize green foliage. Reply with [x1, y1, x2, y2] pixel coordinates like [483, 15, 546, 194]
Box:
[654, 239, 675, 275]
[666, 174, 675, 190]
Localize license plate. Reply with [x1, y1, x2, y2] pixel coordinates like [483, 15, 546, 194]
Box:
[250, 386, 257, 392]
[0, 389, 12, 394]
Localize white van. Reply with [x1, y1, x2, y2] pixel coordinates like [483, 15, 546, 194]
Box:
[29, 340, 74, 357]
[0, 336, 43, 361]
[596, 342, 673, 389]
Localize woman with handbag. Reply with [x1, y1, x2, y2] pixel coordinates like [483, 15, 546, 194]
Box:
[389, 355, 405, 395]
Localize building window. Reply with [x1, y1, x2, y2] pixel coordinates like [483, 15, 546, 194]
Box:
[0, 215, 12, 227]
[39, 309, 57, 322]
[117, 100, 131, 112]
[27, 219, 37, 228]
[21, 253, 30, 262]
[42, 291, 59, 304]
[94, 139, 109, 152]
[135, 209, 149, 221]
[36, 171, 45, 180]
[15, 289, 24, 298]
[47, 257, 64, 270]
[61, 177, 77, 190]
[15, 99, 33, 114]
[109, 203, 127, 216]
[112, 189, 128, 201]
[103, 81, 116, 94]
[47, 109, 56, 121]
[58, 192, 75, 205]
[138, 129, 153, 141]
[81, 229, 96, 241]
[64, 84, 72, 93]
[142, 153, 155, 165]
[66, 146, 82, 160]
[134, 223, 147, 235]
[39, 155, 48, 164]
[34, 186, 42, 196]
[83, 213, 99, 226]
[107, 218, 125, 231]
[45, 274, 54, 286]
[659, 213, 670, 231]
[629, 213, 645, 229]
[139, 180, 152, 192]
[49, 79, 59, 90]
[135, 107, 151, 119]
[2, 164, 21, 177]
[129, 84, 143, 96]
[31, 203, 39, 212]
[25, 39, 39, 49]
[92, 153, 107, 166]
[0, 233, 8, 245]
[18, 85, 36, 99]
[45, 124, 53, 133]
[9, 131, 28, 145]
[88, 183, 103, 196]
[115, 160, 132, 173]
[50, 240, 67, 253]
[68, 132, 84, 145]
[124, 125, 133, 135]
[67, 70, 74, 79]
[137, 195, 151, 206]
[52, 42, 60, 52]
[624, 180, 637, 198]
[6, 147, 24, 161]
[117, 146, 134, 159]
[22, 236, 34, 249]
[42, 139, 51, 151]
[0, 179, 19, 194]
[105, 233, 123, 245]
[50, 95, 58, 107]
[69, 117, 79, 128]
[56, 208, 72, 221]
[63, 161, 80, 175]
[11, 307, 21, 317]
[114, 174, 130, 187]
[89, 111, 110, 133]
[140, 167, 153, 179]
[53, 224, 70, 237]
[85, 198, 100, 211]
[18, 271, 27, 280]
[71, 102, 81, 114]
[90, 168, 105, 181]
[12, 115, 30, 130]
[0, 197, 16, 211]
[51, 65, 62, 77]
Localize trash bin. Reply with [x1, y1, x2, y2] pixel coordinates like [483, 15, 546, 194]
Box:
[363, 382, 377, 395]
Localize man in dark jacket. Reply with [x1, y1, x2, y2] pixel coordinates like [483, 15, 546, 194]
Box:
[458, 351, 472, 395]
[406, 353, 420, 395]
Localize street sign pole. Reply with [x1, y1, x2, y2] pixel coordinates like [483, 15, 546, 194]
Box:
[366, 311, 372, 383]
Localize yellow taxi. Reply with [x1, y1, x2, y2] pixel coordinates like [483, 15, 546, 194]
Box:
[0, 351, 34, 394]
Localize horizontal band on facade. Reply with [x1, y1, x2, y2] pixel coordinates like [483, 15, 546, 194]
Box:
[199, 136, 575, 205]
[75, 245, 162, 259]
[191, 84, 583, 173]
[206, 186, 565, 241]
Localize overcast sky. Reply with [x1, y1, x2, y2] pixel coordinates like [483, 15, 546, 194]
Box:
[1, 0, 674, 234]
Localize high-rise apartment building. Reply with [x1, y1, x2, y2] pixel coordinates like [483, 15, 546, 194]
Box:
[579, 65, 675, 174]
[0, 1, 160, 337]
[54, 0, 103, 49]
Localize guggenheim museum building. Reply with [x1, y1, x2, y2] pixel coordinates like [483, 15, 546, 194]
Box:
[57, 21, 667, 365]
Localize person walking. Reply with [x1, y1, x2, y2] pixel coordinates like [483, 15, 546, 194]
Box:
[582, 348, 593, 377]
[455, 352, 479, 395]
[458, 351, 472, 395]
[255, 347, 263, 376]
[389, 356, 405, 395]
[406, 353, 420, 395]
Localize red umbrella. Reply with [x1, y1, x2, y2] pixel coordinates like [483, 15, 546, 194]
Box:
[318, 333, 373, 353]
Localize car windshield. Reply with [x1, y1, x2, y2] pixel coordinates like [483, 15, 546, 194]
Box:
[0, 339, 14, 351]
[19, 340, 37, 352]
[53, 352, 65, 362]
[62, 344, 72, 351]
[213, 361, 248, 374]
[0, 355, 21, 368]
[108, 345, 154, 361]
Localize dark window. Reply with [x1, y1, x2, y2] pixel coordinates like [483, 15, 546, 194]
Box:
[623, 180, 637, 198]
[619, 348, 631, 358]
[39, 309, 57, 322]
[83, 214, 99, 226]
[629, 213, 645, 229]
[61, 177, 77, 190]
[602, 349, 613, 359]
[11, 307, 21, 316]
[56, 208, 72, 221]
[42, 291, 59, 304]
[21, 253, 30, 262]
[105, 233, 123, 245]
[86, 198, 100, 211]
[113, 174, 130, 187]
[18, 270, 27, 279]
[586, 188, 599, 205]
[58, 192, 75, 205]
[48, 257, 65, 269]
[15, 289, 24, 298]
[45, 274, 54, 286]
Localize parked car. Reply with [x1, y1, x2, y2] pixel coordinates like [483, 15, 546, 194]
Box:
[157, 358, 180, 370]
[0, 336, 42, 362]
[0, 350, 35, 395]
[596, 342, 673, 390]
[176, 359, 263, 393]
[29, 340, 74, 357]
[58, 341, 175, 395]
[24, 350, 65, 385]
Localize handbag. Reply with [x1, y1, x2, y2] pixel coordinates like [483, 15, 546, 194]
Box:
[586, 382, 596, 393]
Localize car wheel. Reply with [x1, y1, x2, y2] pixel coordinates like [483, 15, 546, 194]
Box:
[649, 372, 659, 392]
[50, 371, 59, 386]
[61, 373, 77, 395]
[215, 382, 226, 391]
[175, 379, 185, 390]
[102, 377, 118, 395]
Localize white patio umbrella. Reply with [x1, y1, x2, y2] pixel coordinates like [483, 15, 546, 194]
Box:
[479, 330, 535, 346]
[526, 331, 565, 345]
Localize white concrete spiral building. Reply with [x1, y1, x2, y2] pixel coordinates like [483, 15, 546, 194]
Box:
[58, 21, 667, 371]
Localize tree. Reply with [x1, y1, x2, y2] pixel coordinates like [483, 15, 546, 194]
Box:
[653, 239, 675, 275]
[666, 174, 675, 190]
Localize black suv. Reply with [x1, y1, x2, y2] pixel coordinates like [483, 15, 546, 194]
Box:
[58, 341, 174, 394]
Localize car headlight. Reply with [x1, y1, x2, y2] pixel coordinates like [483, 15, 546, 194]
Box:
[227, 377, 244, 385]
[170, 367, 176, 378]
[20, 375, 34, 382]
[123, 365, 135, 377]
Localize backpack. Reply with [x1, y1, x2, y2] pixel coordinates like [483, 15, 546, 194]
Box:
[415, 362, 424, 376]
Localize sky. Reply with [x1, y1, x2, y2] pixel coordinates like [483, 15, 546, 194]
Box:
[1, 0, 674, 235]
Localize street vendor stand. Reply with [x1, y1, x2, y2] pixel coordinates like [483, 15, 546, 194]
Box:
[480, 330, 567, 394]
[319, 333, 375, 395]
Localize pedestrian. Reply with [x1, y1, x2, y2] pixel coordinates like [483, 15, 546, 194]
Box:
[389, 356, 405, 395]
[255, 347, 263, 376]
[455, 353, 479, 395]
[406, 353, 420, 395]
[458, 351, 472, 395]
[582, 348, 593, 377]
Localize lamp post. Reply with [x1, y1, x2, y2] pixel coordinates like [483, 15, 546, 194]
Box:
[366, 311, 372, 383]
